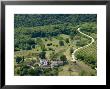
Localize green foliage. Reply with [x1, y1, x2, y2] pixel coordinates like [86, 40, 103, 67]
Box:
[27, 38, 35, 45]
[59, 40, 64, 46]
[16, 56, 22, 64]
[26, 44, 31, 50]
[70, 31, 77, 40]
[65, 38, 69, 43]
[14, 47, 20, 51]
[20, 68, 28, 76]
[39, 51, 46, 59]
[42, 68, 58, 76]
[14, 15, 96, 51]
[48, 48, 54, 51]
[14, 14, 97, 76]
[14, 14, 96, 28]
[19, 64, 29, 76]
[32, 44, 35, 49]
[79, 70, 86, 76]
[15, 67, 20, 75]
[80, 22, 97, 34]
[60, 55, 67, 62]
[49, 52, 57, 61]
[40, 44, 46, 51]
[34, 67, 42, 76]
[28, 68, 36, 75]
[14, 34, 34, 50]
[47, 43, 52, 46]
[75, 42, 97, 69]
[70, 47, 74, 54]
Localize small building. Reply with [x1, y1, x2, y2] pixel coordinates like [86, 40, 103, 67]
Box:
[39, 59, 48, 66]
[51, 61, 64, 68]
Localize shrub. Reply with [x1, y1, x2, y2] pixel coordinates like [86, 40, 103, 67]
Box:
[16, 56, 22, 64]
[70, 48, 74, 54]
[26, 44, 31, 50]
[32, 44, 36, 49]
[48, 48, 53, 51]
[39, 51, 46, 59]
[59, 40, 64, 46]
[14, 47, 20, 51]
[65, 38, 69, 43]
[60, 54, 67, 64]
[47, 43, 52, 46]
[28, 68, 35, 75]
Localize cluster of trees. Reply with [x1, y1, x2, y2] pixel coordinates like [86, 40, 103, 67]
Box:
[75, 37, 91, 47]
[15, 53, 68, 76]
[14, 14, 97, 51]
[15, 63, 42, 76]
[14, 36, 36, 51]
[14, 24, 77, 51]
[15, 64, 59, 76]
[80, 22, 97, 34]
[14, 14, 97, 28]
[39, 51, 46, 59]
[15, 54, 59, 76]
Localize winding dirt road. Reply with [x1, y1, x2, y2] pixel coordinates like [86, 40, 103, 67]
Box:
[72, 28, 95, 62]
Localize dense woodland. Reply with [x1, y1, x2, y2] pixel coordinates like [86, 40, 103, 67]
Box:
[14, 14, 97, 76]
[14, 14, 96, 27]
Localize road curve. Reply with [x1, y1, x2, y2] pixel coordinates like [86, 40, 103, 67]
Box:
[71, 28, 95, 62]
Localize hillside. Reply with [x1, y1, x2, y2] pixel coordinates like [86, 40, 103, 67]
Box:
[14, 14, 97, 76]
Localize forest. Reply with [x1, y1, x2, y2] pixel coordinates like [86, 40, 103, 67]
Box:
[14, 14, 97, 76]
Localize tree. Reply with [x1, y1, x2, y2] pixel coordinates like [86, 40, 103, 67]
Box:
[15, 14, 96, 28]
[60, 55, 67, 64]
[28, 68, 35, 75]
[20, 68, 28, 76]
[32, 44, 35, 49]
[49, 68, 58, 76]
[59, 40, 64, 46]
[70, 35, 73, 40]
[47, 43, 52, 46]
[34, 67, 42, 76]
[70, 48, 74, 54]
[15, 67, 20, 75]
[22, 56, 25, 62]
[39, 51, 46, 59]
[19, 64, 30, 76]
[26, 44, 31, 50]
[60, 55, 66, 61]
[49, 52, 58, 61]
[14, 47, 20, 51]
[27, 39, 35, 45]
[41, 44, 46, 51]
[16, 56, 22, 63]
[65, 38, 69, 43]
[42, 68, 58, 76]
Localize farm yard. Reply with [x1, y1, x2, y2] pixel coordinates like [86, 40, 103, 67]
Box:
[14, 14, 97, 76]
